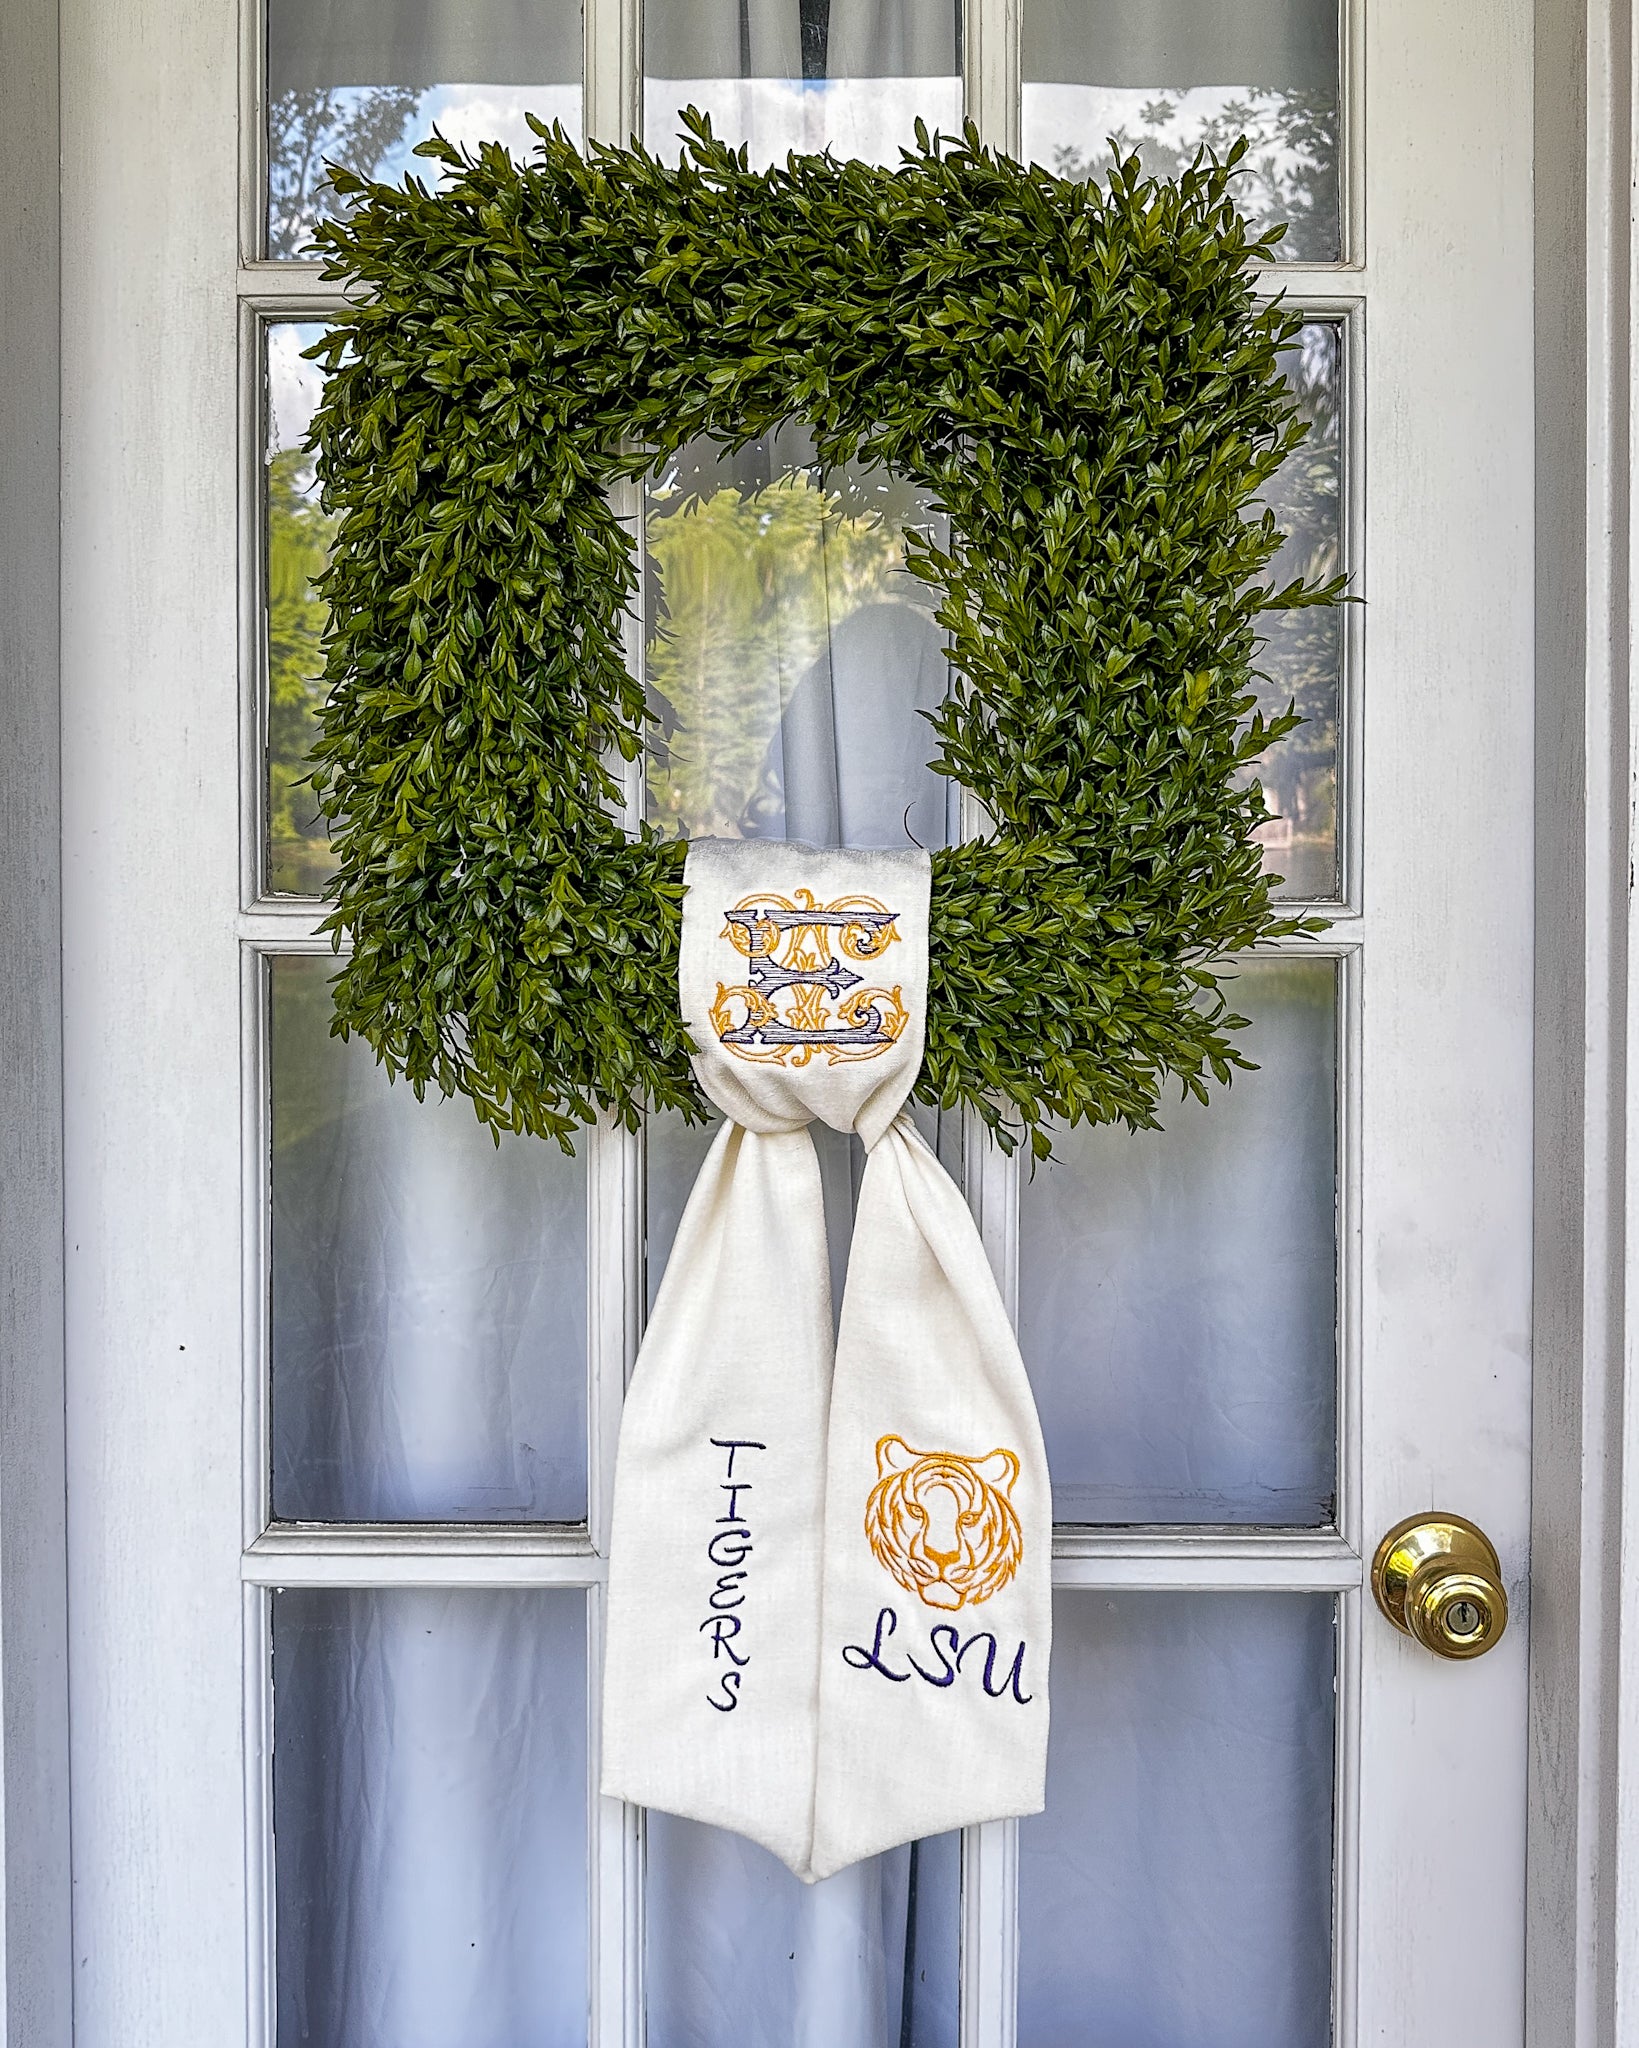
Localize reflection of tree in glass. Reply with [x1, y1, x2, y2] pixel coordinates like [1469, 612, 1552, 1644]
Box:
[268, 88, 421, 259]
[1051, 89, 1340, 263]
[644, 470, 925, 839]
[1249, 324, 1342, 898]
[267, 447, 338, 892]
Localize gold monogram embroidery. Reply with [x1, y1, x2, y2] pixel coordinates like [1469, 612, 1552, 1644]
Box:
[710, 890, 910, 1066]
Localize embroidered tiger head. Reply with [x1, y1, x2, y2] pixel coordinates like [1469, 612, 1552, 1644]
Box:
[864, 1436, 1024, 1612]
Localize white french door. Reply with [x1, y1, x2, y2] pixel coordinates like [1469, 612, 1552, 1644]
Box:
[56, 0, 1535, 2041]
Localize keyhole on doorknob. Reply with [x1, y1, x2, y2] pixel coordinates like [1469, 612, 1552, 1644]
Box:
[1371, 1513, 1508, 1661]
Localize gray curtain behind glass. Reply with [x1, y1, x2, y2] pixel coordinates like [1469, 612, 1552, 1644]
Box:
[773, 598, 951, 849]
[645, 0, 955, 78]
[1020, 0, 1336, 87]
[1018, 1592, 1335, 2047]
[269, 0, 583, 89]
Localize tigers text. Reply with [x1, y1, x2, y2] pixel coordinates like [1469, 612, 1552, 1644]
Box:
[700, 1436, 765, 1712]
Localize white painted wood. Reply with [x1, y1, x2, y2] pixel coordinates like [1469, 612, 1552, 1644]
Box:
[588, 1585, 645, 2048]
[243, 1529, 603, 1582]
[590, 1117, 644, 1556]
[0, 0, 73, 2033]
[963, 0, 1018, 155]
[59, 2, 247, 2045]
[41, 0, 1557, 2039]
[1525, 0, 1629, 2037]
[586, 0, 641, 144]
[1351, 1, 1536, 2041]
[1612, 13, 1639, 2034]
[958, 1821, 1017, 2048]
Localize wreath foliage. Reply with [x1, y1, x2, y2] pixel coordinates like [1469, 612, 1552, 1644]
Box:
[305, 116, 1336, 1156]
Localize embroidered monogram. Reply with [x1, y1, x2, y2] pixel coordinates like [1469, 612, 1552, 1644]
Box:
[710, 891, 910, 1066]
[864, 1436, 1024, 1612]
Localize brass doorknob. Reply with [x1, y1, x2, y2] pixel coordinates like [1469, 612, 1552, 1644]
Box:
[1371, 1513, 1507, 1660]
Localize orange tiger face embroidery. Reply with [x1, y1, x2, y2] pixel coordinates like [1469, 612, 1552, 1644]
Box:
[864, 1436, 1023, 1612]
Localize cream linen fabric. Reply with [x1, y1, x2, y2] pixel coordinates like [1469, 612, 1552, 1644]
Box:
[601, 838, 1050, 1881]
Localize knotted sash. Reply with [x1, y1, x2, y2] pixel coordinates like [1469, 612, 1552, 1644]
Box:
[601, 839, 1050, 1881]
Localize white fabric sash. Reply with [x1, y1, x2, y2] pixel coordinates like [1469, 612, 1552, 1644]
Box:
[601, 838, 1051, 1881]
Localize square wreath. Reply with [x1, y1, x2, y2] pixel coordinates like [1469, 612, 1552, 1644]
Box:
[301, 116, 1340, 1156]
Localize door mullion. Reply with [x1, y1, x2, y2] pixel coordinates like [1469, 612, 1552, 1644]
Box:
[582, 409, 649, 2036]
[962, 0, 1019, 156]
[962, 1105, 1023, 2047]
[589, 1584, 646, 2048]
[588, 1115, 643, 1557]
[585, 0, 641, 147]
[960, 1820, 1020, 2048]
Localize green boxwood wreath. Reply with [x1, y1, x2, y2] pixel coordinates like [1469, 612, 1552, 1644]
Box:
[303, 116, 1339, 1157]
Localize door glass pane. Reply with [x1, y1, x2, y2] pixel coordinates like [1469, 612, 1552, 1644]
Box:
[268, 0, 583, 258]
[1021, 0, 1341, 262]
[646, 1819, 959, 2047]
[1257, 322, 1343, 900]
[273, 1588, 588, 2047]
[645, 424, 952, 848]
[1019, 1591, 1335, 2048]
[1018, 958, 1337, 1527]
[271, 956, 588, 1524]
[266, 321, 337, 898]
[644, 0, 960, 165]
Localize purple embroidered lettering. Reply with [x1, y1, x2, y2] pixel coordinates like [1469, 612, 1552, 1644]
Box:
[707, 1671, 743, 1713]
[710, 1438, 767, 1477]
[906, 1623, 960, 1688]
[841, 1605, 912, 1682]
[956, 1630, 1033, 1704]
[700, 1613, 751, 1665]
[702, 1438, 766, 1708]
[843, 1607, 1032, 1703]
[707, 1529, 753, 1568]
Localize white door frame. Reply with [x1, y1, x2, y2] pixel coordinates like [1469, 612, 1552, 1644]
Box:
[1528, 0, 1639, 2037]
[0, 0, 73, 2039]
[2, 0, 1637, 2040]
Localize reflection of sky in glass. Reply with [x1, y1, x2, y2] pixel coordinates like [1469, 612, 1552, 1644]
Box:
[1019, 0, 1340, 257]
[1022, 83, 1340, 261]
[268, 83, 581, 258]
[643, 76, 960, 167]
[371, 82, 581, 180]
[267, 321, 328, 487]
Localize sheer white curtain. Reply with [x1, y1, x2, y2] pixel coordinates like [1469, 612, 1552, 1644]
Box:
[271, 972, 593, 2047]
[270, 955, 588, 1525]
[1018, 1592, 1336, 2048]
[273, 1589, 589, 2048]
